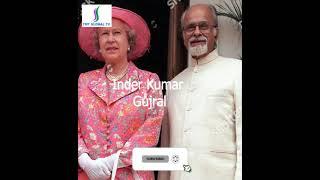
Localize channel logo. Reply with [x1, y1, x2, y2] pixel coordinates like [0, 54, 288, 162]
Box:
[82, 4, 112, 27]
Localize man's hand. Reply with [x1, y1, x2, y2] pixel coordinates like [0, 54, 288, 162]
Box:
[78, 153, 111, 180]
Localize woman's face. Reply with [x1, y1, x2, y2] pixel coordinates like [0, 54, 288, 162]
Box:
[97, 18, 130, 64]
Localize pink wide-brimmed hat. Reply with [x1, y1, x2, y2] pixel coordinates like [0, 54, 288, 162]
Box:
[78, 6, 150, 61]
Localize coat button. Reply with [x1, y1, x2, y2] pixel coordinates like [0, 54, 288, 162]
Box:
[193, 66, 199, 73]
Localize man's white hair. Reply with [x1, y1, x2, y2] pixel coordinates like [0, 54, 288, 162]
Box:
[180, 4, 218, 30]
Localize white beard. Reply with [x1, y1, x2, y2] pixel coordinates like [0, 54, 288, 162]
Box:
[189, 37, 208, 57]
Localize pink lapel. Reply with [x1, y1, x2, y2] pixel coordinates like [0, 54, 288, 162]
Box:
[87, 66, 110, 104]
[108, 62, 140, 105]
[87, 62, 140, 106]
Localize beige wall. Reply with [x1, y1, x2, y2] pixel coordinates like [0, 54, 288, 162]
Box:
[187, 0, 242, 64]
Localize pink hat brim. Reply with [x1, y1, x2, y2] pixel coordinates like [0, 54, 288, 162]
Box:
[78, 6, 150, 61]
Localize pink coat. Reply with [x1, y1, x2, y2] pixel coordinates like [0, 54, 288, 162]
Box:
[78, 62, 164, 180]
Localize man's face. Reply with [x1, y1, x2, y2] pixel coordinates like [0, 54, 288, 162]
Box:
[182, 5, 218, 59]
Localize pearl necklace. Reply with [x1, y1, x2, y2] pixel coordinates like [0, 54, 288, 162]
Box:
[105, 63, 129, 81]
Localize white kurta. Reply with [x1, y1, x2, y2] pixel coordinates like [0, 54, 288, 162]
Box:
[166, 49, 242, 180]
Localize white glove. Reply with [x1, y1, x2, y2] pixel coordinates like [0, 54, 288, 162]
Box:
[101, 153, 118, 172]
[78, 153, 111, 180]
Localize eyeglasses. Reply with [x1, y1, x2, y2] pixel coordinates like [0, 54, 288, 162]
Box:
[183, 22, 217, 35]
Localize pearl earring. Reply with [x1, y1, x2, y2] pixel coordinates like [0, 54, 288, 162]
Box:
[127, 47, 130, 52]
[107, 64, 113, 73]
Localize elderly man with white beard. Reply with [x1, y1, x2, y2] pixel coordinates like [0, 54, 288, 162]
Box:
[158, 4, 242, 180]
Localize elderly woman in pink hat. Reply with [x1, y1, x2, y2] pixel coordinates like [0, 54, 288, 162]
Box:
[78, 6, 164, 180]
